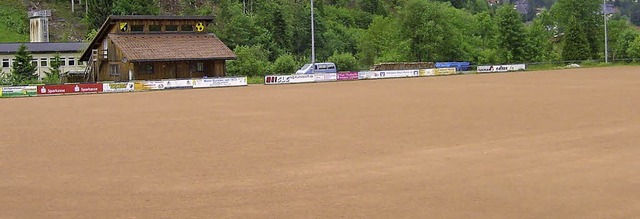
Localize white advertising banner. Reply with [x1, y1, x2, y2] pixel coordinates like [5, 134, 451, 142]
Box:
[143, 81, 166, 90]
[509, 64, 526, 71]
[264, 74, 315, 85]
[314, 73, 338, 82]
[379, 70, 420, 78]
[164, 79, 193, 89]
[477, 64, 525, 73]
[103, 82, 134, 93]
[358, 71, 372, 79]
[210, 77, 248, 87]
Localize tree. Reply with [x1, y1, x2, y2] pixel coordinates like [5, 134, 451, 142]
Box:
[630, 3, 640, 26]
[495, 4, 527, 63]
[86, 0, 113, 30]
[356, 16, 407, 66]
[614, 28, 640, 60]
[112, 0, 160, 15]
[626, 34, 640, 60]
[327, 52, 357, 71]
[524, 11, 554, 62]
[562, 17, 591, 61]
[398, 0, 475, 62]
[552, 0, 602, 60]
[272, 54, 299, 74]
[226, 45, 272, 77]
[10, 44, 37, 85]
[43, 53, 63, 84]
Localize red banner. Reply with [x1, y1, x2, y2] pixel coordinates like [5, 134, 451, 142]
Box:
[37, 84, 103, 95]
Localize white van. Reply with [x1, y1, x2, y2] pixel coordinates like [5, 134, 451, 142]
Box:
[295, 62, 337, 74]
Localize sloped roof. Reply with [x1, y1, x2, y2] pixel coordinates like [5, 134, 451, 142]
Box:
[0, 42, 86, 54]
[80, 15, 215, 61]
[108, 33, 236, 62]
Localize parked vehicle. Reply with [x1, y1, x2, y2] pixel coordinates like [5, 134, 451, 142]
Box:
[296, 62, 337, 74]
[435, 62, 472, 71]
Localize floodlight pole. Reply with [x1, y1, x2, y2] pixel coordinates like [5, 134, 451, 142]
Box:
[311, 0, 316, 74]
[604, 0, 609, 64]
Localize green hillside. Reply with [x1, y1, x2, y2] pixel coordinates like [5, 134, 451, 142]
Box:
[0, 0, 28, 42]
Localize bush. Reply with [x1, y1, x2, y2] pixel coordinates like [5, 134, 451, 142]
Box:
[227, 45, 272, 77]
[271, 54, 299, 74]
[327, 52, 357, 71]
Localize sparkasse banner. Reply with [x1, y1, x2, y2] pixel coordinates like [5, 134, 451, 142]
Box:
[37, 84, 102, 95]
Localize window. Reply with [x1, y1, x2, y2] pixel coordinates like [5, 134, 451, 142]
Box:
[131, 25, 144, 32]
[2, 59, 8, 68]
[60, 58, 66, 66]
[195, 62, 204, 72]
[149, 25, 162, 32]
[110, 64, 119, 76]
[68, 57, 75, 66]
[40, 58, 48, 67]
[139, 63, 154, 74]
[32, 59, 38, 67]
[181, 25, 194, 32]
[166, 25, 178, 32]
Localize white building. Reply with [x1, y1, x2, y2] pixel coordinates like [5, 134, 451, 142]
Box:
[0, 43, 86, 79]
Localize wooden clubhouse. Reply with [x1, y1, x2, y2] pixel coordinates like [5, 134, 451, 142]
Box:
[79, 15, 236, 82]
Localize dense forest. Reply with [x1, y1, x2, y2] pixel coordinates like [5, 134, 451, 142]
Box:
[3, 0, 640, 75]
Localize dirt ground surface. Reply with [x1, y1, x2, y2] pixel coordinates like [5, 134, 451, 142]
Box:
[1, 66, 639, 218]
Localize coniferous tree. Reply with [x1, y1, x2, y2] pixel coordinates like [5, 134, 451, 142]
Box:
[562, 17, 591, 61]
[10, 44, 37, 84]
[43, 53, 63, 84]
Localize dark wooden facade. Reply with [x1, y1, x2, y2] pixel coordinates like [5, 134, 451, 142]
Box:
[80, 16, 235, 82]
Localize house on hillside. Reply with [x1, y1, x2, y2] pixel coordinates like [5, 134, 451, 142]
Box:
[79, 15, 236, 82]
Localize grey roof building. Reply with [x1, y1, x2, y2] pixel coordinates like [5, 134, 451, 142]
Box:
[0, 42, 86, 54]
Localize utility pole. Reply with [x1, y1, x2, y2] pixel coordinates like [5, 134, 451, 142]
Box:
[604, 0, 609, 64]
[310, 0, 316, 74]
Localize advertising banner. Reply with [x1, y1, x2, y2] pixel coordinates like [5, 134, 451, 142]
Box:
[419, 69, 436, 77]
[103, 82, 135, 93]
[314, 73, 338, 82]
[193, 77, 247, 88]
[337, 72, 358, 81]
[435, 68, 457, 76]
[509, 64, 526, 71]
[211, 77, 248, 87]
[164, 79, 194, 89]
[368, 71, 385, 79]
[134, 81, 165, 91]
[264, 74, 315, 85]
[477, 65, 508, 73]
[37, 84, 102, 95]
[358, 71, 372, 80]
[2, 86, 37, 97]
[378, 70, 420, 78]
